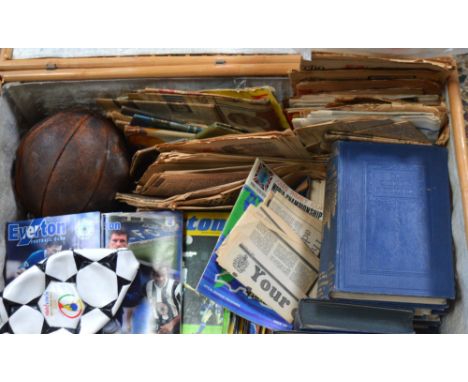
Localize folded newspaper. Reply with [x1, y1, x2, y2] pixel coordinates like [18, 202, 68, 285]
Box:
[197, 158, 323, 330]
[216, 204, 320, 322]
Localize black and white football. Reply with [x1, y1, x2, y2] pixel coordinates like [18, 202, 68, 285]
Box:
[0, 248, 139, 334]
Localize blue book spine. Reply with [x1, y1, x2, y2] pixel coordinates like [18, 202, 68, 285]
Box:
[318, 142, 341, 299]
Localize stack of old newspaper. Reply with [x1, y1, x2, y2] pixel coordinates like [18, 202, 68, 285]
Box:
[116, 130, 328, 210]
[287, 51, 454, 153]
[97, 86, 290, 147]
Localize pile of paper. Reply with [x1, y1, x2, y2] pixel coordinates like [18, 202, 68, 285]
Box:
[216, 202, 321, 323]
[117, 130, 328, 210]
[98, 86, 290, 147]
[195, 159, 325, 326]
[287, 52, 452, 153]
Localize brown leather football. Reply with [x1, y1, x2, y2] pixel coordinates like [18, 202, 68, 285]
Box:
[15, 110, 130, 216]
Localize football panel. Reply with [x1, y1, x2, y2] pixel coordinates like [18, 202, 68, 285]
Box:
[74, 248, 115, 262]
[111, 284, 130, 316]
[78, 309, 109, 334]
[45, 250, 77, 281]
[76, 263, 118, 308]
[2, 266, 46, 304]
[0, 297, 8, 328]
[115, 249, 139, 281]
[49, 328, 74, 335]
[0, 322, 13, 334]
[98, 252, 118, 272]
[39, 281, 84, 330]
[9, 306, 44, 334]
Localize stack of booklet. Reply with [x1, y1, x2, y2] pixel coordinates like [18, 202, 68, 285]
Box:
[287, 51, 453, 153]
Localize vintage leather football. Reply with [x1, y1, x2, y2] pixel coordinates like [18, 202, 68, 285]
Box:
[15, 111, 130, 216]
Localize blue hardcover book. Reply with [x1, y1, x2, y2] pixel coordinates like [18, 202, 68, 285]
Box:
[318, 141, 454, 305]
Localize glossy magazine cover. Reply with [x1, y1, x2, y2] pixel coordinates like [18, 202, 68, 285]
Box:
[101, 211, 183, 334]
[182, 212, 230, 334]
[4, 212, 101, 287]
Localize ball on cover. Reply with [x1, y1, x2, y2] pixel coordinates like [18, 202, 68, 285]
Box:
[15, 111, 130, 216]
